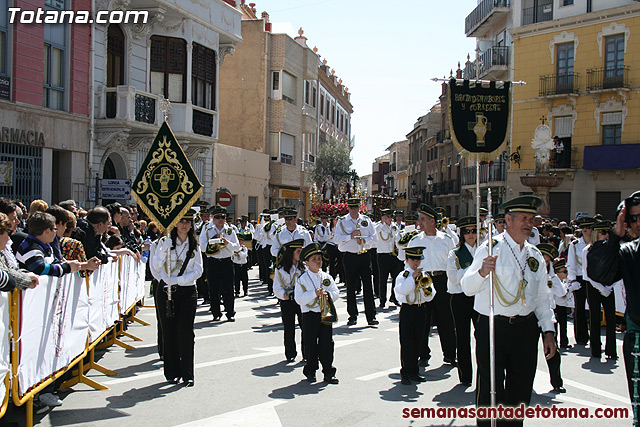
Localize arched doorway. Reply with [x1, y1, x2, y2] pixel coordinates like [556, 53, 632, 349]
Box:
[102, 152, 128, 205]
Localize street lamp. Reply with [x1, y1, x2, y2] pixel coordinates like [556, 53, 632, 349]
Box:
[410, 181, 416, 210]
[427, 175, 434, 205]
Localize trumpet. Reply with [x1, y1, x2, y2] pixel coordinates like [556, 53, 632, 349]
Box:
[355, 222, 367, 254]
[415, 272, 433, 297]
[440, 217, 450, 230]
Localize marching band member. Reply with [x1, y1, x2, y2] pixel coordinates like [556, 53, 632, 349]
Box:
[395, 246, 435, 385]
[199, 206, 240, 322]
[395, 213, 419, 272]
[552, 257, 573, 350]
[407, 203, 456, 367]
[461, 196, 556, 426]
[273, 239, 306, 362]
[254, 211, 271, 284]
[583, 220, 618, 360]
[446, 216, 477, 387]
[375, 209, 399, 309]
[295, 242, 339, 384]
[232, 244, 249, 297]
[334, 198, 379, 326]
[493, 213, 505, 236]
[270, 207, 312, 257]
[394, 210, 406, 230]
[195, 206, 211, 304]
[566, 217, 596, 346]
[314, 213, 332, 273]
[152, 209, 203, 387]
[538, 243, 565, 393]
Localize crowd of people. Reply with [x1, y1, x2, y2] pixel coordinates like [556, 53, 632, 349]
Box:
[0, 191, 639, 426]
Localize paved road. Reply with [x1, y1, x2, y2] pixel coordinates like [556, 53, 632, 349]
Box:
[4, 266, 632, 426]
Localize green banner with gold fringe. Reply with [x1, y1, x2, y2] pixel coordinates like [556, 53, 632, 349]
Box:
[131, 121, 203, 233]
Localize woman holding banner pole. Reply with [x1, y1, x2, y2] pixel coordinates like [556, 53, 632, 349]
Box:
[152, 209, 203, 387]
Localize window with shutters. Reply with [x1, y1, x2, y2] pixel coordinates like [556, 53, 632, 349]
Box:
[280, 133, 294, 165]
[602, 112, 622, 145]
[150, 36, 186, 103]
[282, 71, 296, 104]
[556, 42, 574, 94]
[320, 93, 325, 116]
[604, 34, 624, 88]
[192, 43, 216, 110]
[596, 191, 621, 220]
[549, 192, 571, 221]
[0, 0, 8, 77]
[43, 5, 66, 110]
[303, 133, 316, 163]
[248, 196, 257, 220]
[268, 133, 279, 161]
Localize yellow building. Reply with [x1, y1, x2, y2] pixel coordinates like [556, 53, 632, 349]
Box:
[508, 3, 640, 220]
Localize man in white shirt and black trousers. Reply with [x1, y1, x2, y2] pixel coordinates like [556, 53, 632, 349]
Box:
[375, 208, 399, 309]
[313, 213, 333, 273]
[199, 206, 241, 322]
[270, 207, 312, 258]
[406, 203, 456, 367]
[461, 195, 557, 426]
[334, 198, 379, 326]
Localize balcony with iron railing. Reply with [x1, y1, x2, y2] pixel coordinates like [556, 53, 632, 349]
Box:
[539, 73, 579, 96]
[465, 0, 511, 37]
[461, 162, 507, 186]
[99, 85, 218, 138]
[463, 46, 510, 80]
[586, 66, 631, 91]
[522, 1, 553, 26]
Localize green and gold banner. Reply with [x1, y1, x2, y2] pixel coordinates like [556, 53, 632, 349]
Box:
[132, 121, 203, 233]
[448, 78, 511, 161]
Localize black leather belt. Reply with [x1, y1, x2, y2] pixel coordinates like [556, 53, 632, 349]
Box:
[428, 271, 446, 276]
[493, 312, 536, 325]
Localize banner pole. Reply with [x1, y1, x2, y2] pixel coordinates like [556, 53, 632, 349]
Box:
[487, 187, 497, 427]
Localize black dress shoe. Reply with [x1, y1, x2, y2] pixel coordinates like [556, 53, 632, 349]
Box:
[379, 303, 385, 309]
[286, 357, 295, 363]
[324, 376, 339, 384]
[368, 319, 379, 326]
[460, 381, 472, 387]
[606, 354, 619, 361]
[401, 377, 412, 385]
[409, 375, 427, 383]
[168, 377, 180, 384]
[227, 316, 236, 322]
[553, 386, 566, 393]
[390, 299, 401, 307]
[347, 318, 357, 326]
[443, 357, 457, 367]
[213, 315, 221, 321]
[306, 375, 316, 383]
[185, 379, 194, 387]
[418, 358, 430, 367]
[562, 344, 573, 350]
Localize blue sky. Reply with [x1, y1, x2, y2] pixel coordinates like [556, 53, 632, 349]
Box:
[260, 0, 478, 176]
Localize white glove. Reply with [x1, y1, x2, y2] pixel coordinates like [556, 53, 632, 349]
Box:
[599, 286, 613, 298]
[163, 276, 179, 286]
[156, 237, 173, 254]
[568, 281, 581, 292]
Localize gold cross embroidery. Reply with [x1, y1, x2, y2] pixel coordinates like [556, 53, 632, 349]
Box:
[154, 166, 175, 193]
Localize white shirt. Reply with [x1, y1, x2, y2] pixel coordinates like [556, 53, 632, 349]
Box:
[151, 236, 203, 286]
[394, 265, 436, 305]
[443, 226, 460, 246]
[446, 243, 477, 294]
[273, 264, 303, 300]
[461, 231, 555, 332]
[395, 227, 418, 262]
[334, 214, 377, 254]
[566, 236, 587, 283]
[527, 227, 541, 245]
[551, 274, 574, 308]
[295, 269, 340, 313]
[314, 222, 332, 244]
[375, 222, 398, 254]
[3, 240, 17, 268]
[406, 230, 455, 272]
[270, 225, 313, 257]
[199, 223, 241, 259]
[232, 246, 249, 265]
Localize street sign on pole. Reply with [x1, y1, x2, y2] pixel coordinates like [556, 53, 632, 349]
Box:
[100, 179, 132, 200]
[217, 190, 233, 207]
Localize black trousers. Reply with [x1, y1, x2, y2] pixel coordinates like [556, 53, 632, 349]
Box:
[573, 276, 589, 344]
[475, 314, 539, 427]
[586, 283, 617, 358]
[377, 253, 397, 305]
[207, 257, 235, 318]
[554, 306, 569, 348]
[542, 330, 563, 389]
[325, 244, 340, 280]
[258, 245, 269, 283]
[369, 249, 378, 294]
[399, 303, 427, 379]
[280, 298, 304, 360]
[155, 284, 197, 381]
[420, 275, 456, 361]
[342, 252, 376, 321]
[234, 263, 249, 295]
[196, 251, 209, 301]
[152, 280, 163, 358]
[302, 311, 336, 378]
[451, 293, 476, 384]
[623, 331, 640, 415]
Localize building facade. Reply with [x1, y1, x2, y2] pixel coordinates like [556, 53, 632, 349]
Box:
[0, 0, 91, 205]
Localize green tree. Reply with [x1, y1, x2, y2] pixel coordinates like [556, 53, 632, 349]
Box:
[308, 138, 352, 187]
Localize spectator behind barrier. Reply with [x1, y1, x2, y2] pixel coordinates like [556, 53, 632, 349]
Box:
[0, 212, 39, 291]
[16, 212, 82, 277]
[28, 199, 49, 216]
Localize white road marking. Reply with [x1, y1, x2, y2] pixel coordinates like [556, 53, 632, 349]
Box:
[175, 400, 287, 427]
[356, 366, 401, 381]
